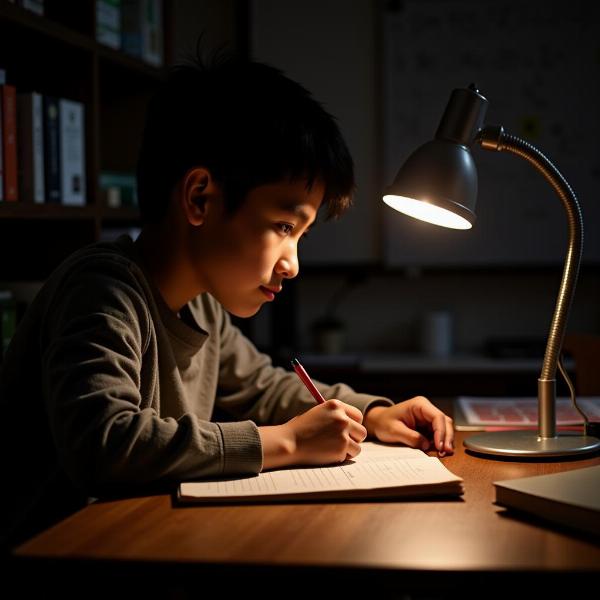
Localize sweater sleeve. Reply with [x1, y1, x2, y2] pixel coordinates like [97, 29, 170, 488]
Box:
[42, 261, 259, 495]
[214, 306, 393, 425]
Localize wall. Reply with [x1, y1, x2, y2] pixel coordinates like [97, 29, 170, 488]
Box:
[295, 268, 600, 355]
[171, 0, 239, 61]
[246, 0, 600, 356]
[383, 0, 600, 267]
[250, 0, 380, 265]
[3, 1, 598, 360]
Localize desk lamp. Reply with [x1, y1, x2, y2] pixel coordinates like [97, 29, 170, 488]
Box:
[383, 84, 600, 458]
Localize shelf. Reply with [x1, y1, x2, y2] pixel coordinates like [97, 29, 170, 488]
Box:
[100, 206, 140, 222]
[0, 203, 97, 220]
[0, 1, 166, 80]
[299, 352, 575, 374]
[0, 0, 169, 280]
[97, 44, 167, 82]
[298, 353, 576, 398]
[0, 217, 99, 281]
[0, 2, 95, 54]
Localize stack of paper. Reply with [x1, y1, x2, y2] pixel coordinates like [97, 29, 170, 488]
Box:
[178, 442, 463, 503]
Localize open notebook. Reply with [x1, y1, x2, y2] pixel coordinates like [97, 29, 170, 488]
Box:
[177, 442, 463, 504]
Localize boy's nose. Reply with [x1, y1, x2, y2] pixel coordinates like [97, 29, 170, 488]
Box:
[276, 245, 299, 279]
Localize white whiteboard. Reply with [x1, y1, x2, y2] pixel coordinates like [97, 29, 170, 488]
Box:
[383, 0, 600, 267]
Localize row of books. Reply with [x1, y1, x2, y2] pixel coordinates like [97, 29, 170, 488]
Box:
[97, 0, 164, 67]
[7, 0, 44, 16]
[0, 70, 86, 205]
[8, 1, 163, 68]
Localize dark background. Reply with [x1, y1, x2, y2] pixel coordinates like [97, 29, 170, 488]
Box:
[1, 0, 598, 399]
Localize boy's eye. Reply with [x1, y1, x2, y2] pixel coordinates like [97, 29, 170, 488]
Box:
[277, 223, 294, 235]
[275, 223, 310, 239]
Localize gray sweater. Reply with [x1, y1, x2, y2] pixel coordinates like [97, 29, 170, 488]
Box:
[0, 235, 390, 547]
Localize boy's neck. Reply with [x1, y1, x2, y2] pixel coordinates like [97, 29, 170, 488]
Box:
[135, 226, 201, 314]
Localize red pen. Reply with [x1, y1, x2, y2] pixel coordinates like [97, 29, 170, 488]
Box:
[291, 357, 326, 404]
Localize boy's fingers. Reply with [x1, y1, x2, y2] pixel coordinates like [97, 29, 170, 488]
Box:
[349, 421, 368, 443]
[444, 416, 455, 452]
[432, 413, 455, 455]
[343, 403, 364, 424]
[389, 421, 430, 451]
[345, 438, 362, 460]
[414, 397, 453, 455]
[431, 413, 447, 455]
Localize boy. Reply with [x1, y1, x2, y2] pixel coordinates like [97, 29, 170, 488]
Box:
[0, 53, 453, 549]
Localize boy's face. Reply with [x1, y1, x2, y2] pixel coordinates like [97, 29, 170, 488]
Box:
[193, 178, 322, 317]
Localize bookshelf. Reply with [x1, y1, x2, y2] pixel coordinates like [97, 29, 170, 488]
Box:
[0, 0, 171, 280]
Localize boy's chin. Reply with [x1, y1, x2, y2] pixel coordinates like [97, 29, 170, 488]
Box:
[226, 304, 262, 319]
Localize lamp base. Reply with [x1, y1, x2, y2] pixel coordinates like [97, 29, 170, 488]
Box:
[464, 430, 600, 458]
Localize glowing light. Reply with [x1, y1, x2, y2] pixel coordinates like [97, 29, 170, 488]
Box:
[383, 194, 472, 230]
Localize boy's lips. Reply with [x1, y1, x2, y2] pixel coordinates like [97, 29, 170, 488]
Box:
[259, 285, 281, 300]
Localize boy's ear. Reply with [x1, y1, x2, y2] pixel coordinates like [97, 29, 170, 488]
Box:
[180, 167, 220, 226]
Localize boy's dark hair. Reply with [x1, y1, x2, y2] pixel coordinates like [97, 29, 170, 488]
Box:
[137, 50, 355, 224]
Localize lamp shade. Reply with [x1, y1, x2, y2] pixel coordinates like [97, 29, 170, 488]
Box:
[383, 139, 477, 229]
[384, 85, 489, 230]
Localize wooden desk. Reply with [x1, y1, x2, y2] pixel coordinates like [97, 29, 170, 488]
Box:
[11, 431, 600, 597]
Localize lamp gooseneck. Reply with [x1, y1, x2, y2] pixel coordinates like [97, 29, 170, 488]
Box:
[477, 125, 583, 439]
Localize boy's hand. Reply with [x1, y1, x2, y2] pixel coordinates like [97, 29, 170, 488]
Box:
[363, 397, 454, 456]
[260, 400, 367, 470]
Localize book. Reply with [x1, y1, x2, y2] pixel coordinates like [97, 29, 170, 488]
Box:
[122, 0, 163, 67]
[0, 70, 6, 200]
[43, 96, 61, 203]
[1, 83, 18, 201]
[19, 0, 44, 16]
[494, 465, 600, 537]
[0, 82, 3, 200]
[96, 0, 121, 50]
[17, 92, 45, 203]
[454, 396, 600, 431]
[178, 442, 464, 504]
[0, 290, 17, 359]
[59, 98, 86, 206]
